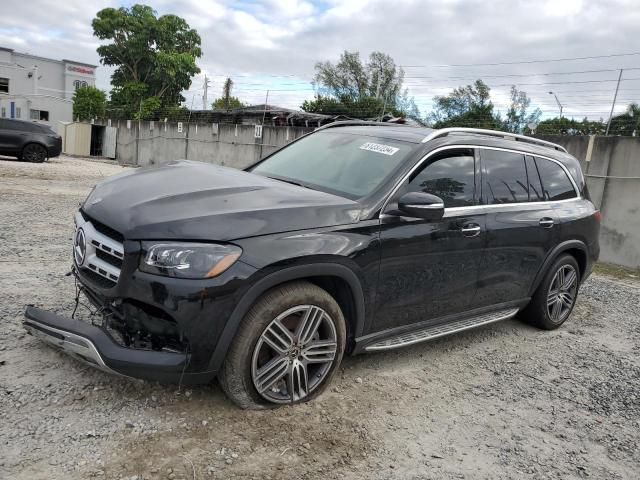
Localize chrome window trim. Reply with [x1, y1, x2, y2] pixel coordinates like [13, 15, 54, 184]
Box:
[380, 144, 580, 216]
[403, 203, 445, 210]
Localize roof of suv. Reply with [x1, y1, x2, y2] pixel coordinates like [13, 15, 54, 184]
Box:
[316, 121, 435, 144]
[316, 121, 573, 162]
[0, 118, 53, 133]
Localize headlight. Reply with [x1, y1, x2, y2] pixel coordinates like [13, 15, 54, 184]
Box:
[140, 243, 242, 279]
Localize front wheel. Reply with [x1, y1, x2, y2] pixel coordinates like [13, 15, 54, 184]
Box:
[522, 254, 580, 330]
[219, 281, 346, 409]
[21, 143, 48, 163]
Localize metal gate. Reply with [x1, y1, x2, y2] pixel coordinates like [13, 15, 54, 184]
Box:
[103, 126, 117, 159]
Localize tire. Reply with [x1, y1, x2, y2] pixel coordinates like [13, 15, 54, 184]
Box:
[21, 143, 48, 163]
[522, 254, 580, 330]
[219, 281, 346, 409]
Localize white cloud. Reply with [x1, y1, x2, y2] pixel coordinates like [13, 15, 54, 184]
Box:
[1, 0, 639, 118]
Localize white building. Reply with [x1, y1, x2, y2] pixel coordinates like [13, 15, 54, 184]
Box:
[0, 46, 97, 126]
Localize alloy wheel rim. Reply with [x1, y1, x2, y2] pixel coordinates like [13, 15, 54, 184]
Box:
[25, 145, 45, 162]
[547, 265, 578, 323]
[251, 305, 338, 404]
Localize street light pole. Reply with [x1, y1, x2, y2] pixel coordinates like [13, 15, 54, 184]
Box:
[549, 91, 563, 118]
[606, 69, 624, 135]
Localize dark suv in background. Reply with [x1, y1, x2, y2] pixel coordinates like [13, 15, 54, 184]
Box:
[24, 123, 600, 408]
[0, 118, 62, 162]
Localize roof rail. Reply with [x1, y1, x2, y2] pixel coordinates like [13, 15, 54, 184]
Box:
[421, 127, 568, 153]
[315, 120, 406, 131]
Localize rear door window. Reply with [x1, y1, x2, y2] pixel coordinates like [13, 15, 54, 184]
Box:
[481, 149, 529, 204]
[525, 155, 545, 202]
[535, 157, 577, 201]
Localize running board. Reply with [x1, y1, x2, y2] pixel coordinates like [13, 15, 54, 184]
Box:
[364, 308, 519, 352]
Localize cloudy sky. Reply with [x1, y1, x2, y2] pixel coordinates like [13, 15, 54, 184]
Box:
[2, 0, 640, 120]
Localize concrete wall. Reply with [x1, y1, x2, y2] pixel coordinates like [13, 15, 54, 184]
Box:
[111, 121, 313, 169]
[538, 135, 640, 268]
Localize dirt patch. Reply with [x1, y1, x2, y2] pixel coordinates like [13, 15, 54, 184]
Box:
[1, 156, 638, 479]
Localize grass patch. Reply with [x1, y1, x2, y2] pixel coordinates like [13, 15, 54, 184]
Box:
[593, 262, 640, 280]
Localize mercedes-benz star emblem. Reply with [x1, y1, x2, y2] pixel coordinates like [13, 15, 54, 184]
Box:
[74, 228, 86, 266]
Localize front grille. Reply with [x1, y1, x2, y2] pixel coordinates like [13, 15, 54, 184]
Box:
[82, 268, 118, 289]
[81, 210, 124, 243]
[74, 211, 124, 288]
[91, 218, 124, 243]
[95, 248, 124, 269]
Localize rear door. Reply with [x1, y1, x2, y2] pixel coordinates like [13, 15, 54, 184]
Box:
[373, 148, 485, 332]
[473, 148, 558, 308]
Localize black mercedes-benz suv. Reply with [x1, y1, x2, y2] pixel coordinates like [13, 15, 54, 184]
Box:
[0, 118, 62, 162]
[24, 122, 600, 408]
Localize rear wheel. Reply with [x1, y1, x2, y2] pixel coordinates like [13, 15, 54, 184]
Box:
[219, 281, 346, 409]
[21, 143, 48, 163]
[522, 254, 580, 330]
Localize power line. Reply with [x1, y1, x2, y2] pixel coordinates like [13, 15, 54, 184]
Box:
[403, 67, 640, 81]
[400, 51, 640, 68]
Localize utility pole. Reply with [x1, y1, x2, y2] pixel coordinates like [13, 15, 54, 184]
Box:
[202, 75, 211, 110]
[606, 69, 624, 135]
[548, 91, 563, 118]
[261, 90, 270, 125]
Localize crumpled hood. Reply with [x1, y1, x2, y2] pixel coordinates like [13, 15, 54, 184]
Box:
[82, 160, 361, 241]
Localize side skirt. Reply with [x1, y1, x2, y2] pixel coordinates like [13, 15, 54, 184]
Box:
[354, 299, 528, 353]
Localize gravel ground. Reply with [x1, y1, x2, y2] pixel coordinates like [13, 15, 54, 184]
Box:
[1, 155, 639, 480]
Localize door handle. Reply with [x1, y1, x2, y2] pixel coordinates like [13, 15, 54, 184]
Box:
[539, 218, 555, 228]
[461, 224, 481, 238]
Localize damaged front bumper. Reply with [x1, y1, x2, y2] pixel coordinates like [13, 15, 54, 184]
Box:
[24, 306, 189, 382]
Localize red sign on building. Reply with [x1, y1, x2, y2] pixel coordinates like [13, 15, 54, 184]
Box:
[67, 65, 94, 75]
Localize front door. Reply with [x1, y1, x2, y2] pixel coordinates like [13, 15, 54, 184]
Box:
[373, 148, 485, 333]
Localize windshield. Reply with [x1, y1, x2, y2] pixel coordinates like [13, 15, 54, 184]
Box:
[250, 131, 416, 198]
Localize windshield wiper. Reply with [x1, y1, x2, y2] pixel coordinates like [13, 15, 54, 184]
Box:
[266, 175, 313, 190]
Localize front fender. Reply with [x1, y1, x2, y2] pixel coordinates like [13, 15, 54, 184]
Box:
[206, 262, 367, 373]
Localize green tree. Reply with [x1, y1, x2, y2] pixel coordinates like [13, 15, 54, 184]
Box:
[429, 80, 501, 129]
[310, 50, 419, 119]
[212, 78, 245, 110]
[72, 86, 106, 121]
[535, 117, 605, 135]
[608, 103, 640, 136]
[302, 95, 390, 118]
[92, 4, 202, 119]
[503, 86, 542, 133]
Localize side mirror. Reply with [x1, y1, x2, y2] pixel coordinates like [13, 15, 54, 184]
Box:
[397, 192, 445, 220]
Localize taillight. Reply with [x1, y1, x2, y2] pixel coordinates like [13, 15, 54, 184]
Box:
[594, 210, 602, 222]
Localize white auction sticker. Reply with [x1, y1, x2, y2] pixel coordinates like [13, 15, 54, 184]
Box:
[359, 142, 399, 156]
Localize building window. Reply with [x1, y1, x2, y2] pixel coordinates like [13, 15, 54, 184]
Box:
[30, 109, 49, 121]
[15, 107, 21, 119]
[1, 107, 5, 118]
[0, 77, 8, 93]
[74, 80, 89, 90]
